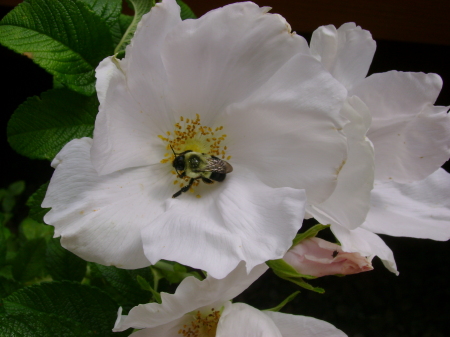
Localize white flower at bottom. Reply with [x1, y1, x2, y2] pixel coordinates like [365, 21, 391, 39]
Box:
[42, 0, 349, 278]
[113, 263, 347, 337]
[307, 22, 450, 274]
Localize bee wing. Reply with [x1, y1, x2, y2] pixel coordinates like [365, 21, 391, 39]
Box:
[200, 157, 233, 174]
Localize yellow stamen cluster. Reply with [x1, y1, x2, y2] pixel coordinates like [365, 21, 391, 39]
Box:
[178, 309, 221, 337]
[158, 115, 231, 194]
[159, 114, 229, 161]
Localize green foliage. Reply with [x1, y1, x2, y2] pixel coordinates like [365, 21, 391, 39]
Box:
[292, 224, 330, 247]
[0, 208, 16, 280]
[46, 238, 87, 282]
[266, 259, 325, 294]
[11, 238, 47, 283]
[111, 14, 134, 47]
[80, 0, 127, 47]
[7, 181, 25, 197]
[2, 281, 131, 336]
[0, 312, 95, 337]
[0, 277, 20, 298]
[8, 89, 98, 161]
[89, 263, 156, 310]
[0, 181, 26, 226]
[79, 0, 122, 27]
[136, 275, 161, 304]
[114, 0, 156, 55]
[264, 291, 300, 312]
[0, 0, 114, 95]
[152, 260, 203, 284]
[0, 225, 7, 267]
[19, 218, 53, 242]
[26, 182, 50, 223]
[177, 0, 197, 19]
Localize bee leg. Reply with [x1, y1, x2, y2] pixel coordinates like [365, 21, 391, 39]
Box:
[172, 178, 195, 198]
[201, 177, 214, 184]
[177, 171, 186, 179]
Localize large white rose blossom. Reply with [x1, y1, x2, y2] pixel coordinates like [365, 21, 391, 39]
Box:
[42, 1, 349, 278]
[113, 262, 347, 337]
[307, 23, 450, 273]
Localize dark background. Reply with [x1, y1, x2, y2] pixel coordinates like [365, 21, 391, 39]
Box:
[1, 1, 450, 336]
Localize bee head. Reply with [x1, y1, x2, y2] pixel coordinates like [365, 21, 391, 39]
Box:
[170, 145, 192, 174]
[173, 155, 185, 171]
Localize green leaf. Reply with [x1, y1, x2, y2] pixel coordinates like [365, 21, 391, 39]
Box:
[19, 218, 53, 242]
[267, 259, 317, 280]
[0, 224, 16, 276]
[283, 277, 325, 294]
[3, 281, 130, 336]
[79, 0, 122, 28]
[0, 312, 95, 337]
[176, 0, 196, 20]
[152, 260, 203, 284]
[0, 0, 114, 95]
[46, 238, 87, 282]
[11, 238, 47, 283]
[136, 275, 161, 304]
[0, 224, 8, 267]
[90, 263, 155, 308]
[27, 183, 50, 224]
[0, 190, 7, 199]
[1, 196, 15, 213]
[7, 181, 25, 197]
[0, 227, 5, 266]
[264, 291, 300, 312]
[53, 77, 66, 90]
[114, 0, 155, 55]
[80, 0, 125, 46]
[292, 224, 330, 247]
[8, 88, 98, 160]
[0, 277, 21, 298]
[111, 14, 134, 49]
[266, 259, 324, 294]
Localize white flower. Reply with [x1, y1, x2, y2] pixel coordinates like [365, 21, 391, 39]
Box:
[113, 262, 347, 337]
[307, 23, 450, 273]
[42, 1, 349, 278]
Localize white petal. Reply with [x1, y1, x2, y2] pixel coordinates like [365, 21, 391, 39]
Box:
[362, 169, 450, 241]
[42, 138, 173, 269]
[161, 1, 309, 125]
[113, 262, 268, 331]
[142, 166, 306, 279]
[309, 96, 374, 229]
[95, 56, 117, 106]
[352, 71, 450, 182]
[264, 311, 347, 337]
[91, 0, 182, 175]
[223, 53, 348, 205]
[116, 313, 190, 336]
[310, 23, 376, 90]
[217, 303, 282, 337]
[331, 226, 398, 274]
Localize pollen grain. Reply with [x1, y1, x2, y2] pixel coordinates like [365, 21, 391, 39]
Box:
[178, 308, 221, 337]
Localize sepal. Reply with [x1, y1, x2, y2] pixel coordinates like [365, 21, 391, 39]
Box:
[266, 259, 325, 294]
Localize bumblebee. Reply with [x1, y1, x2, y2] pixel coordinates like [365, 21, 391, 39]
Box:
[171, 146, 233, 198]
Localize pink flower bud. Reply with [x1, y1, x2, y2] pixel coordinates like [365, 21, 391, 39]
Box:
[283, 237, 373, 277]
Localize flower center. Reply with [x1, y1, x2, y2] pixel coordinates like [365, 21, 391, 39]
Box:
[158, 114, 231, 197]
[178, 309, 221, 337]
